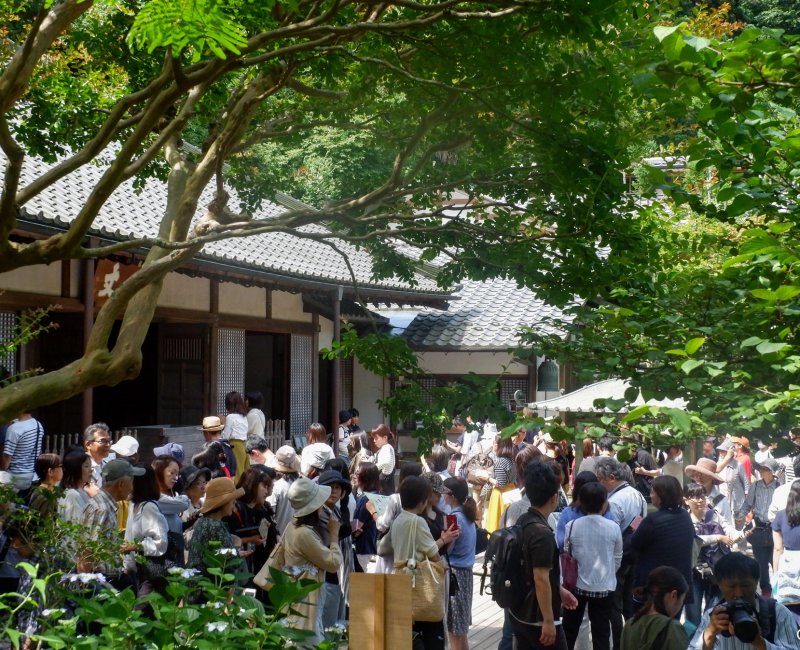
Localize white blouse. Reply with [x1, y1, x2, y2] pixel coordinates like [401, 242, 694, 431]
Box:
[124, 501, 169, 571]
[222, 413, 248, 442]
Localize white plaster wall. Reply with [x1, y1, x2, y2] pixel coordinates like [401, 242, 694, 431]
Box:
[0, 264, 61, 296]
[318, 317, 334, 351]
[218, 282, 266, 317]
[272, 290, 310, 322]
[353, 357, 387, 429]
[416, 351, 516, 375]
[158, 274, 210, 311]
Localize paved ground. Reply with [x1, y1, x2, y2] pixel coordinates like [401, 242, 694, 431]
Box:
[468, 555, 505, 650]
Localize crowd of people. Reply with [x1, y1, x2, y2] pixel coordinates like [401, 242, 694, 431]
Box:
[1, 399, 800, 650]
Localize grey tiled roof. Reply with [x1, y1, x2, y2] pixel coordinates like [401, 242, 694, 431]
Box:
[401, 278, 569, 350]
[7, 150, 445, 297]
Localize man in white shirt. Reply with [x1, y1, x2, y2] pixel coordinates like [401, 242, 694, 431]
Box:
[245, 391, 266, 438]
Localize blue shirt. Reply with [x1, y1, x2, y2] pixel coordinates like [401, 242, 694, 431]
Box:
[448, 508, 476, 568]
[556, 504, 614, 551]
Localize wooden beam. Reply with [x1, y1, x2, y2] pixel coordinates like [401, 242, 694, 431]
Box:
[152, 306, 316, 334]
[265, 287, 272, 320]
[0, 290, 84, 312]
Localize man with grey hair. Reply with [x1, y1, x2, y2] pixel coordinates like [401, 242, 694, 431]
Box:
[593, 456, 648, 650]
[83, 422, 113, 487]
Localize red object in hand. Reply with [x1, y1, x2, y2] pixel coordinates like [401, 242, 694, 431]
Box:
[446, 514, 459, 530]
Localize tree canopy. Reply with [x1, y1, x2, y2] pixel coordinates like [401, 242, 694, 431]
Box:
[522, 19, 800, 449]
[0, 0, 656, 422]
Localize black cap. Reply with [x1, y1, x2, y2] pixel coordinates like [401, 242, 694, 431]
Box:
[443, 477, 469, 503]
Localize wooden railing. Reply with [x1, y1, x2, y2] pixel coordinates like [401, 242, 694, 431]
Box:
[42, 429, 138, 458]
[42, 421, 287, 458]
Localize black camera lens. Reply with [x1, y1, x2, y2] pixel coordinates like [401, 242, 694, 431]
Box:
[725, 599, 759, 643]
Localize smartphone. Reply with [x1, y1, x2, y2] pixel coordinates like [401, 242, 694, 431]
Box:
[446, 514, 459, 530]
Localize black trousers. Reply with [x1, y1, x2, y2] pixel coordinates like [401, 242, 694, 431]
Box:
[511, 622, 568, 650]
[610, 562, 635, 650]
[751, 541, 774, 592]
[563, 592, 614, 650]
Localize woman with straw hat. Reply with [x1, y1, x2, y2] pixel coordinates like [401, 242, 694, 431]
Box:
[187, 477, 245, 572]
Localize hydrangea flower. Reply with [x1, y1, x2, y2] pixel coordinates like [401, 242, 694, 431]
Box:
[168, 567, 200, 579]
[206, 621, 229, 632]
[215, 547, 239, 557]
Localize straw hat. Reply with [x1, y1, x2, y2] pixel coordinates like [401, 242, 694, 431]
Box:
[198, 416, 225, 432]
[274, 445, 301, 474]
[201, 477, 244, 513]
[288, 477, 331, 517]
[684, 458, 724, 485]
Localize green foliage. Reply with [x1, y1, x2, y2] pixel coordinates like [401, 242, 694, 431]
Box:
[128, 0, 249, 61]
[0, 559, 335, 650]
[0, 307, 55, 383]
[323, 325, 513, 451]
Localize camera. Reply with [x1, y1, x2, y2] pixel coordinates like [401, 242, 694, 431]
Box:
[719, 598, 760, 643]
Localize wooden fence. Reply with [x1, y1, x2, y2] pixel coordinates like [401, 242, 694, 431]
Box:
[42, 421, 287, 458]
[42, 428, 139, 458]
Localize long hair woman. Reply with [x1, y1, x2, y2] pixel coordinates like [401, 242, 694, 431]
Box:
[222, 391, 249, 479]
[621, 566, 689, 650]
[224, 466, 277, 592]
[353, 462, 382, 571]
[57, 449, 96, 524]
[124, 465, 169, 598]
[279, 477, 343, 644]
[443, 477, 477, 650]
[484, 436, 516, 533]
[372, 424, 396, 495]
[772, 480, 800, 605]
[153, 455, 189, 567]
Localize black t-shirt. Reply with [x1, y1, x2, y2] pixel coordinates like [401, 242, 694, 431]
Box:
[516, 508, 561, 624]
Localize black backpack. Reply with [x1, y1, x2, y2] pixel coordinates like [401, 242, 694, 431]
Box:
[481, 512, 537, 611]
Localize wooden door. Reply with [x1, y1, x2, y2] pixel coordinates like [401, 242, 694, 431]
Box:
[157, 324, 208, 425]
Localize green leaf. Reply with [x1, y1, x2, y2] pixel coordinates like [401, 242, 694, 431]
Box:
[684, 337, 706, 355]
[653, 25, 681, 42]
[741, 337, 764, 348]
[681, 359, 705, 374]
[621, 404, 651, 423]
[756, 341, 791, 355]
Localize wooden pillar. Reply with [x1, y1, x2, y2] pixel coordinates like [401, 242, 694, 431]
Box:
[209, 280, 219, 414]
[312, 312, 319, 422]
[81, 255, 95, 430]
[331, 287, 342, 449]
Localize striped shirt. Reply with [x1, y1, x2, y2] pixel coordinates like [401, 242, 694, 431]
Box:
[3, 418, 43, 475]
[492, 456, 515, 488]
[688, 598, 799, 650]
[739, 478, 778, 522]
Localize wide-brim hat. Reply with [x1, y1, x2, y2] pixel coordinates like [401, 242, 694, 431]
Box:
[201, 477, 244, 513]
[300, 443, 335, 474]
[274, 445, 301, 474]
[288, 477, 331, 517]
[198, 415, 225, 432]
[685, 458, 724, 485]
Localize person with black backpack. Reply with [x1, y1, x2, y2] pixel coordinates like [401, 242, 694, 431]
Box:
[507, 460, 567, 650]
